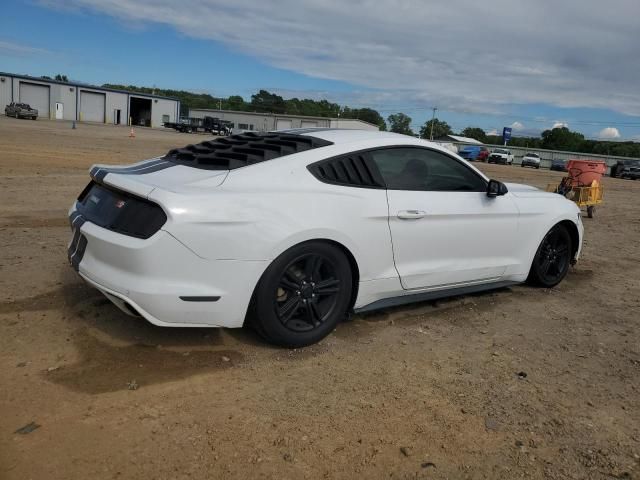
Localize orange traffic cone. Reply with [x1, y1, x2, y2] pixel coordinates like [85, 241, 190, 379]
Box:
[129, 128, 136, 138]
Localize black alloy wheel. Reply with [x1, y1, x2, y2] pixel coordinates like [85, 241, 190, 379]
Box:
[252, 242, 352, 347]
[275, 253, 342, 332]
[528, 224, 572, 287]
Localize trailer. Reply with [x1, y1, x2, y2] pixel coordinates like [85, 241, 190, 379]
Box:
[163, 116, 232, 135]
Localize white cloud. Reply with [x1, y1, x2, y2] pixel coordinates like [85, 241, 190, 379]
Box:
[0, 40, 50, 57]
[598, 127, 621, 139]
[552, 122, 569, 129]
[487, 129, 498, 136]
[43, 0, 640, 115]
[511, 121, 525, 131]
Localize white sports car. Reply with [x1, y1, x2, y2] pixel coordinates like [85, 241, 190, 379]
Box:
[68, 129, 583, 347]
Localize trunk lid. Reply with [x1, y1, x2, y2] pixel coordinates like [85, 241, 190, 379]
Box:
[90, 157, 229, 198]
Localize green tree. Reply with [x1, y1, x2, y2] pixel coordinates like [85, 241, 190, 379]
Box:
[54, 74, 69, 82]
[387, 113, 414, 135]
[541, 127, 585, 151]
[460, 127, 487, 143]
[224, 95, 247, 111]
[419, 118, 452, 139]
[250, 90, 286, 113]
[342, 107, 386, 130]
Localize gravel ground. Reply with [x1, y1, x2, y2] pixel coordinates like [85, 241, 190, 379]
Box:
[1, 116, 639, 480]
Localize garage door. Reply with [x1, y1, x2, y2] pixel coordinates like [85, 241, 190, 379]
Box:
[301, 121, 317, 128]
[80, 91, 105, 123]
[19, 82, 50, 118]
[276, 119, 292, 130]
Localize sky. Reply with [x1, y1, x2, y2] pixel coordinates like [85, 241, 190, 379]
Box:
[2, 0, 640, 140]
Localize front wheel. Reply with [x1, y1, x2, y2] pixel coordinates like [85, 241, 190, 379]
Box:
[251, 242, 353, 347]
[527, 224, 572, 287]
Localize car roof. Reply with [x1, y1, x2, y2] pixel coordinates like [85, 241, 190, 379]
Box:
[162, 129, 481, 177]
[280, 128, 416, 145]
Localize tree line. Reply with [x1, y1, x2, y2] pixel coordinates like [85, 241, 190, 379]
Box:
[386, 113, 640, 159]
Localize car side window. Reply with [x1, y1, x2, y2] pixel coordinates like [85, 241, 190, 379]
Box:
[369, 147, 487, 192]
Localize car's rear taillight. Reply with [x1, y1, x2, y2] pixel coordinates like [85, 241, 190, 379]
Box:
[76, 181, 166, 239]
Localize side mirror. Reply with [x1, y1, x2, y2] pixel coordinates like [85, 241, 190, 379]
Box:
[487, 179, 508, 197]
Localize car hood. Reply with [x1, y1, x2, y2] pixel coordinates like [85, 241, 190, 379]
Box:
[505, 182, 557, 198]
[90, 157, 229, 198]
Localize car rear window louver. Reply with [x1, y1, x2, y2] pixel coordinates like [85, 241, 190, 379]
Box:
[308, 154, 385, 188]
[163, 132, 333, 170]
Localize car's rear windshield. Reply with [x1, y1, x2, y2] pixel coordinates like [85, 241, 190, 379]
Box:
[526, 153, 539, 158]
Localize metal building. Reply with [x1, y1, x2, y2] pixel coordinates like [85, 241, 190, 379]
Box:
[189, 108, 380, 132]
[0, 72, 180, 127]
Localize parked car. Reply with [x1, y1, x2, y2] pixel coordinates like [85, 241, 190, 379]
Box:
[488, 148, 514, 165]
[610, 159, 640, 179]
[5, 102, 38, 120]
[68, 130, 583, 347]
[521, 152, 541, 169]
[550, 159, 567, 172]
[458, 146, 489, 162]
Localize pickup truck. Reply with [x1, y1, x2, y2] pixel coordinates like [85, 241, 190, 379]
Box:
[610, 159, 640, 179]
[164, 116, 231, 135]
[5, 102, 38, 120]
[487, 148, 514, 165]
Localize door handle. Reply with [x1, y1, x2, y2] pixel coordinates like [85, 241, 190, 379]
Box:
[397, 210, 426, 220]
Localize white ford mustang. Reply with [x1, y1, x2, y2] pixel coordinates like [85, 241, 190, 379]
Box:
[68, 129, 583, 347]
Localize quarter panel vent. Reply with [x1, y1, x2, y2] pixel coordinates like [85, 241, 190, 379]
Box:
[308, 154, 385, 188]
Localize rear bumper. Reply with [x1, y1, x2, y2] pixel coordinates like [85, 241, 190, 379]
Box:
[68, 207, 267, 328]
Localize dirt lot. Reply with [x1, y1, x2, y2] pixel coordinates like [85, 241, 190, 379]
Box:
[1, 116, 639, 480]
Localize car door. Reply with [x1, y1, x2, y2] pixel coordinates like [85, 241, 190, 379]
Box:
[369, 147, 521, 290]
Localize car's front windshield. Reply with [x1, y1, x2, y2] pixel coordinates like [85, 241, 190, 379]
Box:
[495, 149, 508, 154]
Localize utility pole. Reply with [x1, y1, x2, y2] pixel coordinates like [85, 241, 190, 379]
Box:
[219, 98, 222, 110]
[429, 107, 438, 140]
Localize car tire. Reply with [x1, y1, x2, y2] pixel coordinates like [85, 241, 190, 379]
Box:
[536, 165, 540, 169]
[527, 224, 572, 288]
[251, 241, 353, 348]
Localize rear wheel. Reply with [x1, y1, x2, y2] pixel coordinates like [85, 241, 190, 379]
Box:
[252, 242, 352, 347]
[527, 224, 572, 287]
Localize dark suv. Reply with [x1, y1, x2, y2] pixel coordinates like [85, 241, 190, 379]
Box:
[610, 159, 640, 179]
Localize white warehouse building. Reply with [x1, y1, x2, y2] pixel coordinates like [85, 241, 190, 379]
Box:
[189, 108, 380, 132]
[0, 72, 180, 127]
